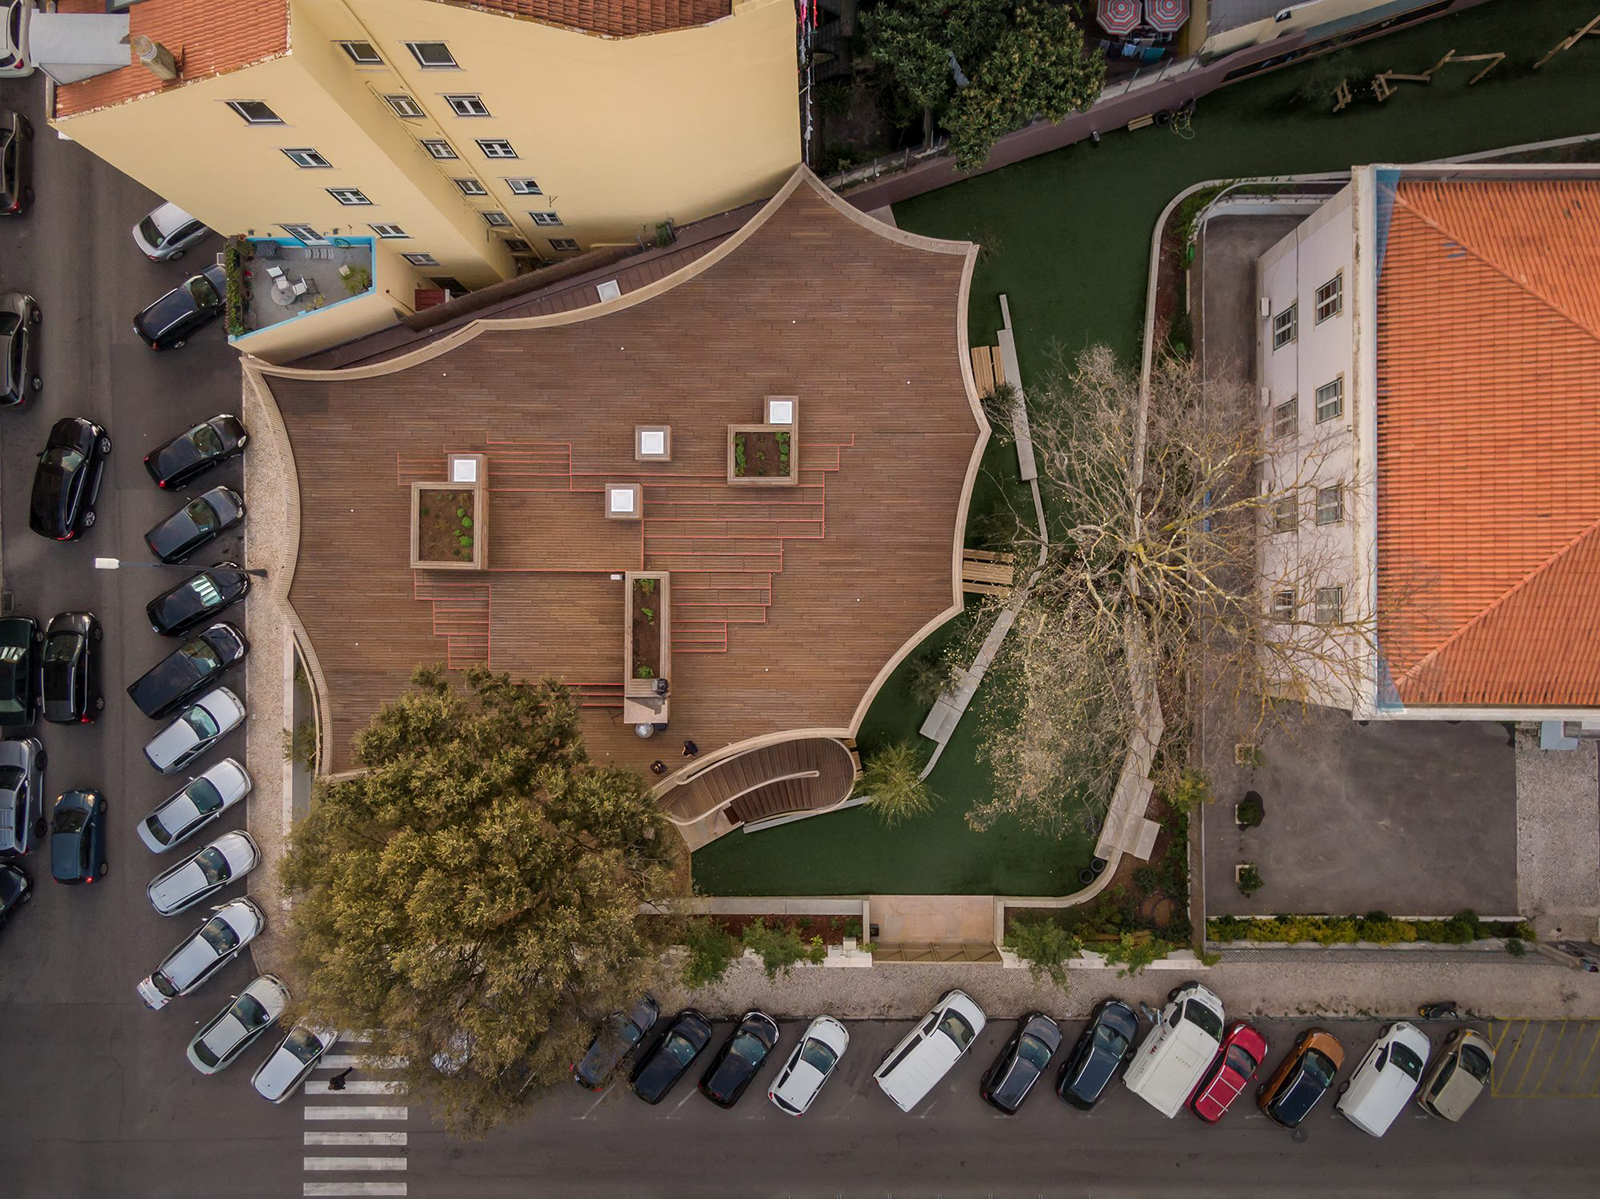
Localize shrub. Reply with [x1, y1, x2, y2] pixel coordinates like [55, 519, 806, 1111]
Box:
[1236, 864, 1263, 896]
[741, 919, 825, 980]
[1167, 768, 1213, 815]
[1206, 912, 1530, 945]
[904, 644, 957, 709]
[1004, 916, 1082, 988]
[860, 741, 938, 827]
[1236, 791, 1265, 828]
[679, 919, 740, 989]
[1099, 932, 1174, 977]
[1505, 937, 1526, 957]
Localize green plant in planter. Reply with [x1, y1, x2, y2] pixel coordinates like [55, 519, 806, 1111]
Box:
[420, 506, 430, 516]
[641, 608, 654, 624]
[635, 665, 654, 679]
[1236, 792, 1265, 829]
[461, 515, 473, 528]
[637, 578, 655, 595]
[733, 437, 747, 476]
[458, 535, 471, 548]
[456, 507, 465, 517]
[343, 266, 372, 295]
[1236, 864, 1264, 896]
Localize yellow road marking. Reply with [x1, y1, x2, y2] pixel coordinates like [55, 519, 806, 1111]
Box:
[1488, 1021, 1600, 1099]
[1528, 1022, 1568, 1097]
[1491, 1019, 1529, 1092]
[1511, 1021, 1548, 1095]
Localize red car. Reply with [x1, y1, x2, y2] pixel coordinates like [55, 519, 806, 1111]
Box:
[1189, 1021, 1268, 1122]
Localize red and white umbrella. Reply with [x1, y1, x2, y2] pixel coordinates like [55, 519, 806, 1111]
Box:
[1097, 0, 1141, 36]
[1144, 0, 1190, 33]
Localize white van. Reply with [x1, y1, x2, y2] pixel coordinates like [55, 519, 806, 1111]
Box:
[873, 989, 986, 1112]
[1123, 982, 1225, 1117]
[1337, 1022, 1431, 1137]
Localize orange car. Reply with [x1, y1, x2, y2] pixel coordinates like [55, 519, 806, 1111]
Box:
[1257, 1028, 1344, 1128]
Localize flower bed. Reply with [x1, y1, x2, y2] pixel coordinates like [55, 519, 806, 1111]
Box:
[631, 576, 662, 680]
[1207, 911, 1534, 947]
[410, 480, 487, 570]
[727, 424, 798, 485]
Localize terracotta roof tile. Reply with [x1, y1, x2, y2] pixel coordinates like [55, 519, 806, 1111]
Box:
[54, 0, 289, 119]
[438, 0, 732, 38]
[1376, 178, 1600, 708]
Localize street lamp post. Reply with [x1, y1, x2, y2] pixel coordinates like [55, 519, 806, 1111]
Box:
[94, 557, 268, 579]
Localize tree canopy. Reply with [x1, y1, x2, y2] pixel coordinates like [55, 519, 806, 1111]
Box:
[282, 665, 678, 1135]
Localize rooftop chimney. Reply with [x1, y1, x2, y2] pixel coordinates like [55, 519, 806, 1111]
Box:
[130, 34, 178, 82]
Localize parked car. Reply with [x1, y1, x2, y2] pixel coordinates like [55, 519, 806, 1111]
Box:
[1125, 983, 1226, 1118]
[699, 1010, 780, 1108]
[137, 758, 251, 853]
[572, 994, 660, 1090]
[0, 735, 44, 855]
[629, 1009, 713, 1104]
[28, 416, 111, 540]
[0, 290, 40, 405]
[0, 616, 39, 728]
[1190, 1021, 1268, 1123]
[1416, 1027, 1494, 1123]
[143, 687, 245, 775]
[144, 486, 246, 564]
[253, 1023, 338, 1103]
[768, 1015, 849, 1116]
[1057, 998, 1139, 1110]
[1258, 1027, 1344, 1129]
[145, 415, 248, 490]
[981, 1011, 1061, 1114]
[188, 974, 290, 1074]
[147, 830, 259, 916]
[133, 263, 226, 350]
[873, 989, 987, 1113]
[133, 201, 209, 263]
[126, 623, 247, 720]
[0, 860, 29, 932]
[1, 2, 35, 77]
[49, 789, 107, 885]
[1337, 1022, 1431, 1137]
[147, 565, 252, 637]
[40, 611, 102, 723]
[136, 897, 264, 1010]
[0, 108, 31, 216]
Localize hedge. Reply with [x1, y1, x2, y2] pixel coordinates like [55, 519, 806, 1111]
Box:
[1207, 910, 1534, 947]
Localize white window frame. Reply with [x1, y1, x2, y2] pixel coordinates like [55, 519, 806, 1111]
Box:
[476, 138, 517, 160]
[453, 178, 488, 197]
[1314, 586, 1345, 625]
[548, 237, 579, 252]
[481, 211, 512, 228]
[1271, 589, 1296, 623]
[1315, 376, 1344, 424]
[528, 210, 562, 227]
[384, 94, 425, 119]
[1315, 483, 1344, 526]
[503, 238, 533, 254]
[282, 147, 331, 169]
[444, 94, 490, 117]
[421, 139, 458, 160]
[327, 187, 372, 207]
[1272, 302, 1297, 349]
[227, 100, 282, 125]
[1271, 494, 1298, 534]
[403, 252, 439, 267]
[504, 177, 542, 195]
[280, 224, 328, 246]
[1314, 272, 1344, 324]
[338, 40, 382, 65]
[1272, 397, 1297, 441]
[405, 41, 458, 69]
[370, 223, 409, 239]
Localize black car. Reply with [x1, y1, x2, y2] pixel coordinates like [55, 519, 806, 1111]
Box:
[699, 1010, 780, 1108]
[147, 564, 252, 637]
[0, 616, 40, 728]
[629, 1009, 713, 1104]
[1057, 998, 1139, 1109]
[40, 612, 103, 724]
[145, 486, 246, 564]
[0, 109, 31, 218]
[50, 790, 108, 885]
[127, 622, 248, 720]
[0, 863, 31, 934]
[28, 416, 111, 541]
[573, 995, 660, 1090]
[145, 414, 249, 489]
[981, 1011, 1062, 1114]
[0, 291, 41, 406]
[133, 263, 226, 350]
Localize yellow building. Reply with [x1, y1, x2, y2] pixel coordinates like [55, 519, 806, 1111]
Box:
[50, 0, 800, 359]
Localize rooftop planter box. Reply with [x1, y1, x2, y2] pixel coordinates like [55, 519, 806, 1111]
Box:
[410, 458, 487, 570]
[623, 571, 671, 727]
[727, 423, 797, 486]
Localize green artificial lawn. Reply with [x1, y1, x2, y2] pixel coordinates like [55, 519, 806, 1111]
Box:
[692, 0, 1600, 897]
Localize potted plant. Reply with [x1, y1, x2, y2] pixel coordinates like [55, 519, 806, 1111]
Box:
[1235, 791, 1265, 830]
[1235, 863, 1264, 896]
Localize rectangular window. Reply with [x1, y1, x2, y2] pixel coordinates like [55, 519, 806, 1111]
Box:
[227, 100, 282, 125]
[1315, 376, 1344, 424]
[1316, 483, 1344, 526]
[504, 177, 542, 195]
[280, 224, 328, 245]
[444, 94, 490, 117]
[370, 223, 408, 239]
[548, 237, 579, 252]
[482, 210, 512, 228]
[405, 41, 457, 69]
[503, 238, 532, 254]
[1315, 585, 1345, 624]
[528, 210, 562, 226]
[338, 40, 382, 65]
[1272, 397, 1297, 441]
[1315, 273, 1344, 323]
[384, 94, 424, 119]
[327, 187, 372, 206]
[281, 148, 330, 168]
[477, 138, 517, 159]
[1271, 589, 1296, 622]
[1271, 494, 1298, 534]
[403, 252, 439, 267]
[421, 139, 458, 160]
[1272, 303, 1297, 349]
[454, 178, 488, 196]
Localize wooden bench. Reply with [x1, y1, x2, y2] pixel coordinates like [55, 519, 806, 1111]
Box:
[962, 547, 1015, 596]
[969, 345, 1006, 397]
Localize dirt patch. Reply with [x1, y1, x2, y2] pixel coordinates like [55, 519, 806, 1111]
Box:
[418, 489, 474, 562]
[631, 577, 661, 679]
[733, 429, 791, 479]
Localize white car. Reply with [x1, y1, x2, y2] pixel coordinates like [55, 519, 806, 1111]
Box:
[0, 2, 33, 78]
[145, 830, 259, 916]
[253, 1024, 339, 1103]
[1337, 1021, 1432, 1137]
[188, 974, 290, 1074]
[769, 1015, 849, 1115]
[136, 897, 263, 1010]
[873, 989, 986, 1112]
[137, 758, 251, 852]
[143, 687, 245, 775]
[133, 201, 210, 262]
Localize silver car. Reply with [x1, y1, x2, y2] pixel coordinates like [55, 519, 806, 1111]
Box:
[0, 735, 44, 855]
[146, 830, 259, 916]
[188, 974, 290, 1074]
[253, 1024, 339, 1103]
[142, 687, 245, 775]
[136, 897, 263, 1011]
[137, 758, 251, 853]
[132, 201, 209, 262]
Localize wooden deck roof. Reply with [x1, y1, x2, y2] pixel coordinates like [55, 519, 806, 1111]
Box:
[252, 167, 986, 778]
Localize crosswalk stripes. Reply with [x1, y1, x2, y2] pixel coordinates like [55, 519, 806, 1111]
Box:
[301, 1036, 410, 1197]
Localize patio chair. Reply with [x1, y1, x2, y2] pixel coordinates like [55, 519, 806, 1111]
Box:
[290, 277, 310, 299]
[265, 265, 285, 282]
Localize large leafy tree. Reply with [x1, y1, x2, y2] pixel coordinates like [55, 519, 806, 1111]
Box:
[282, 665, 678, 1135]
[863, 0, 1013, 115]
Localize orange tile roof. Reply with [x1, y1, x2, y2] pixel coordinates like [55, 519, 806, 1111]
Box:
[54, 0, 288, 119]
[440, 0, 732, 38]
[1375, 178, 1600, 708]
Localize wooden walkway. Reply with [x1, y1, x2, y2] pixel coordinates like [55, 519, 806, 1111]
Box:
[662, 737, 860, 827]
